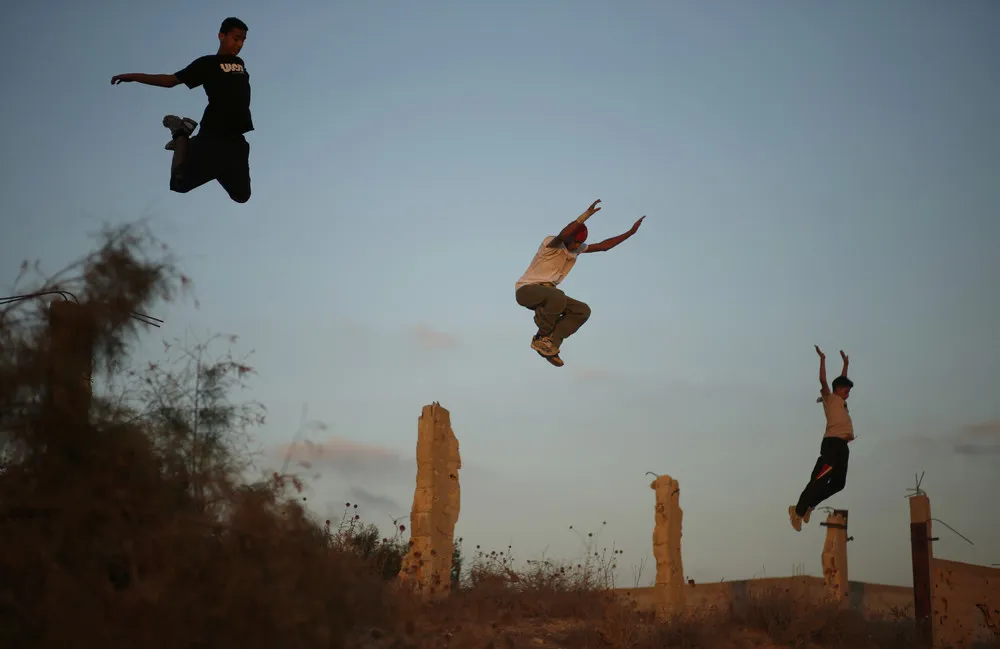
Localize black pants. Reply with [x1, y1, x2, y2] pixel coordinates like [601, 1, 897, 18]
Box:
[170, 132, 251, 203]
[794, 437, 849, 517]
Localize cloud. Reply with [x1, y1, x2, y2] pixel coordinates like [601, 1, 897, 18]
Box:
[897, 419, 1000, 456]
[410, 324, 459, 350]
[953, 420, 1000, 455]
[271, 437, 413, 479]
[897, 434, 940, 451]
[571, 366, 613, 381]
[348, 486, 405, 514]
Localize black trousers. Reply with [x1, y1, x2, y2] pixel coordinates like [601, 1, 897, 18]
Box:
[170, 132, 251, 203]
[794, 437, 850, 517]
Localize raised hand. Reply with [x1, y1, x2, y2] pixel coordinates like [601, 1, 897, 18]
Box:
[840, 350, 849, 363]
[629, 215, 646, 234]
[815, 345, 825, 359]
[584, 199, 602, 217]
[111, 74, 135, 85]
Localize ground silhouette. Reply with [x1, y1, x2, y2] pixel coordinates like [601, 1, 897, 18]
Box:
[0, 222, 922, 648]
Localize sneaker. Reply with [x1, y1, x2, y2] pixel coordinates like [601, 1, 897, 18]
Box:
[538, 350, 564, 367]
[530, 335, 559, 357]
[788, 506, 802, 532]
[802, 507, 813, 525]
[163, 115, 198, 150]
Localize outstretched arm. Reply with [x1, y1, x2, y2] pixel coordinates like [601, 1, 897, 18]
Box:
[581, 215, 645, 253]
[548, 199, 602, 248]
[111, 73, 182, 88]
[815, 345, 830, 397]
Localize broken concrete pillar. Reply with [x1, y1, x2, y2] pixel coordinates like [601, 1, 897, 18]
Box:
[909, 494, 934, 646]
[399, 402, 461, 599]
[821, 509, 849, 603]
[47, 300, 96, 426]
[43, 301, 96, 463]
[650, 474, 685, 619]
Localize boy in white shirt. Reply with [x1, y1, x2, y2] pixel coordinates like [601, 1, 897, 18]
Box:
[789, 346, 855, 531]
[514, 199, 645, 367]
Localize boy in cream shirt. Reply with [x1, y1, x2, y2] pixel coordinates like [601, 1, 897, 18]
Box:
[789, 345, 855, 531]
[514, 199, 645, 366]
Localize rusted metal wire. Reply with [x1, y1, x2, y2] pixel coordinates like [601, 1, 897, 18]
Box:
[905, 470, 926, 498]
[929, 518, 974, 546]
[0, 290, 162, 328]
[1, 289, 79, 305]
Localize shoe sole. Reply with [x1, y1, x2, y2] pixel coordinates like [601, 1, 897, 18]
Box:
[537, 350, 564, 367]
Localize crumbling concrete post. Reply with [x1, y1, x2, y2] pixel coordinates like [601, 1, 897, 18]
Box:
[909, 494, 933, 647]
[650, 474, 685, 619]
[399, 402, 461, 599]
[47, 300, 95, 427]
[821, 509, 849, 603]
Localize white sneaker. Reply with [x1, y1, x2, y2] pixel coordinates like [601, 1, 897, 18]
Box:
[788, 506, 802, 532]
[163, 115, 198, 150]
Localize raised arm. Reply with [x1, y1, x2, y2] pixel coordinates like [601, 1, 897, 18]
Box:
[582, 215, 645, 253]
[839, 350, 849, 378]
[815, 345, 830, 396]
[547, 199, 602, 248]
[110, 73, 182, 88]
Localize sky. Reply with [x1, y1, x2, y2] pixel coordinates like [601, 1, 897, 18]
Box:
[2, 0, 999, 588]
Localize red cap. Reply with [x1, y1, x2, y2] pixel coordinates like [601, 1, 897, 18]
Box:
[574, 224, 588, 242]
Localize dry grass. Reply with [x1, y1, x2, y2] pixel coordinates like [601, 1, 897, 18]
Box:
[0, 222, 927, 649]
[382, 572, 920, 649]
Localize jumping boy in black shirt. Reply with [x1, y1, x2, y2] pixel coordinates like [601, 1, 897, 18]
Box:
[111, 17, 253, 204]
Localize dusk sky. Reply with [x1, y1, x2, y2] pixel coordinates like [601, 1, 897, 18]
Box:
[2, 0, 998, 587]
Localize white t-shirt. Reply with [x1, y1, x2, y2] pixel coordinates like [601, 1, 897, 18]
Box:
[514, 236, 588, 290]
[822, 393, 855, 442]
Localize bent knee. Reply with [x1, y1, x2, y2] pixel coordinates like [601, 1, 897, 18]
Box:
[229, 189, 251, 204]
[542, 294, 567, 314]
[169, 178, 193, 194]
[578, 302, 592, 319]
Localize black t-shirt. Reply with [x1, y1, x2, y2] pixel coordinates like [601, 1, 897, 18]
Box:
[174, 54, 253, 136]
